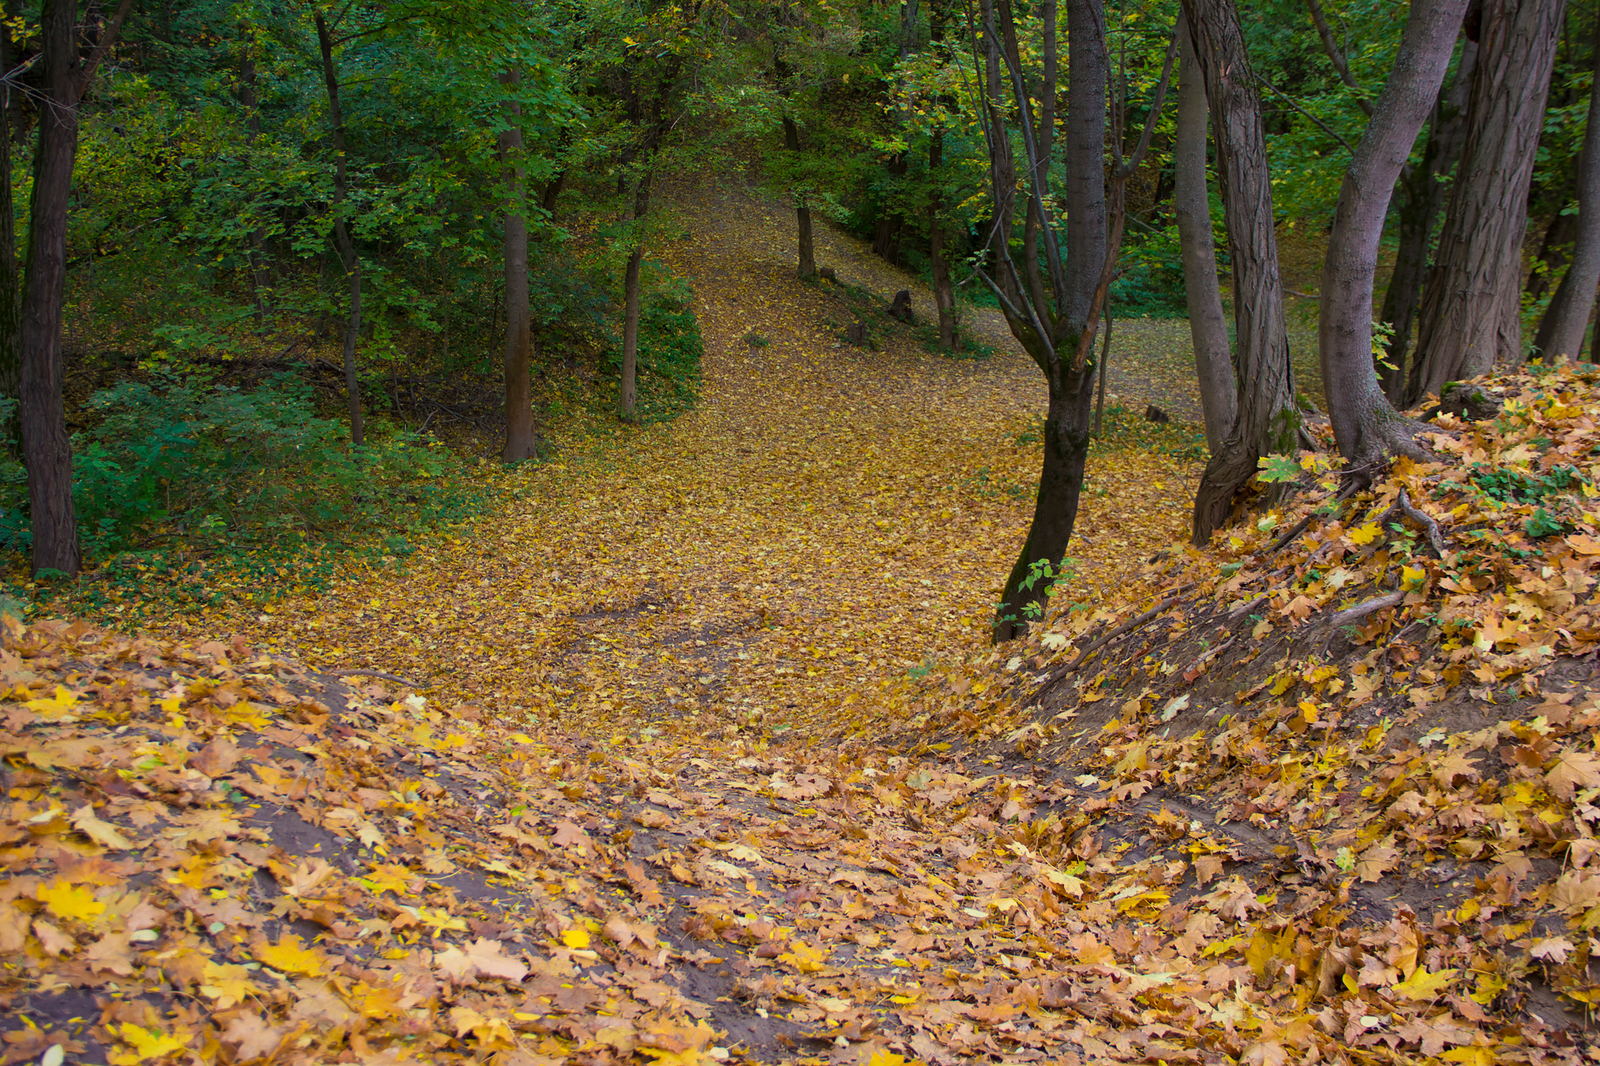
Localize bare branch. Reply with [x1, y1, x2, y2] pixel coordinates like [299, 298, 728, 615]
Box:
[1306, 0, 1373, 116]
[75, 0, 135, 100]
[1254, 71, 1356, 155]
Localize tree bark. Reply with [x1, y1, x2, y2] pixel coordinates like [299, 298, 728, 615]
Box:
[981, 0, 1105, 640]
[1181, 0, 1299, 545]
[314, 12, 364, 446]
[782, 117, 816, 278]
[501, 70, 537, 461]
[0, 9, 20, 410]
[19, 0, 82, 575]
[619, 178, 650, 423]
[1406, 0, 1563, 405]
[1376, 37, 1475, 400]
[1173, 13, 1234, 456]
[1319, 0, 1468, 469]
[1535, 28, 1600, 362]
[929, 128, 956, 350]
[238, 46, 270, 325]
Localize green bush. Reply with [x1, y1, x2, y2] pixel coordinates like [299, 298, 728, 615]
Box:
[604, 276, 704, 423]
[0, 373, 484, 566]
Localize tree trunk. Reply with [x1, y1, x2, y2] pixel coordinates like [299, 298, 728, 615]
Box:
[1181, 0, 1299, 545]
[1320, 0, 1468, 469]
[501, 71, 536, 461]
[1535, 28, 1600, 362]
[986, 0, 1105, 640]
[315, 12, 364, 446]
[619, 178, 650, 423]
[928, 128, 956, 350]
[239, 47, 270, 325]
[19, 0, 82, 576]
[782, 117, 816, 278]
[0, 10, 20, 411]
[1173, 13, 1234, 456]
[620, 247, 642, 421]
[1406, 0, 1563, 405]
[1377, 37, 1476, 401]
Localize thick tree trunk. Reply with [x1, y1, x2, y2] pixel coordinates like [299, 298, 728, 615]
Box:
[929, 128, 956, 350]
[1320, 0, 1468, 469]
[19, 0, 81, 576]
[1377, 38, 1476, 401]
[782, 117, 816, 278]
[501, 71, 537, 461]
[315, 13, 364, 446]
[1407, 0, 1563, 405]
[1535, 32, 1600, 362]
[1181, 0, 1299, 545]
[1173, 14, 1234, 456]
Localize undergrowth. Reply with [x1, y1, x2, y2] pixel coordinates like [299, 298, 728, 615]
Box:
[1, 373, 494, 620]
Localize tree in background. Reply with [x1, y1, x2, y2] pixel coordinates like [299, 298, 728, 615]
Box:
[1173, 12, 1234, 457]
[1317, 0, 1468, 469]
[1534, 27, 1600, 363]
[1181, 0, 1299, 545]
[1406, 0, 1563, 404]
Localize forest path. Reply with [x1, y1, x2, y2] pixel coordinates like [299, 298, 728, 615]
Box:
[225, 182, 1201, 739]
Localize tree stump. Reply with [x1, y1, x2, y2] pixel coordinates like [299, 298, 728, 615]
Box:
[846, 320, 866, 346]
[1144, 404, 1171, 424]
[818, 266, 837, 282]
[887, 290, 913, 323]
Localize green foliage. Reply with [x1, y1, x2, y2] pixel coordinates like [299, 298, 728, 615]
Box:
[0, 375, 485, 572]
[1257, 453, 1303, 484]
[603, 275, 704, 424]
[1467, 462, 1586, 503]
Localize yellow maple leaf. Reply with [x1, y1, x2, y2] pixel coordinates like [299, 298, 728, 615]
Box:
[199, 961, 259, 1008]
[38, 879, 106, 923]
[867, 1050, 928, 1066]
[1391, 965, 1457, 1001]
[777, 939, 827, 973]
[358, 863, 417, 896]
[254, 934, 329, 976]
[561, 927, 592, 949]
[25, 684, 79, 716]
[1347, 522, 1380, 546]
[107, 1023, 189, 1064]
[1400, 564, 1427, 591]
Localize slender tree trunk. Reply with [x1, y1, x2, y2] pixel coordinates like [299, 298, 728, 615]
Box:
[1181, 0, 1298, 545]
[988, 0, 1105, 640]
[782, 117, 816, 278]
[1407, 0, 1563, 405]
[619, 177, 650, 423]
[501, 71, 536, 461]
[1320, 0, 1468, 469]
[239, 47, 270, 325]
[1526, 212, 1576, 305]
[0, 10, 20, 411]
[929, 128, 956, 350]
[1536, 29, 1600, 362]
[1174, 13, 1234, 455]
[1376, 37, 1475, 400]
[19, 0, 81, 575]
[314, 13, 364, 445]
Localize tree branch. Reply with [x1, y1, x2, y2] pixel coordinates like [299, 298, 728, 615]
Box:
[75, 0, 136, 100]
[1306, 0, 1373, 116]
[1254, 71, 1356, 155]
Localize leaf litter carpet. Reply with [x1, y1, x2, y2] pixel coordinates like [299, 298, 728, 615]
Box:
[1, 188, 1595, 1066]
